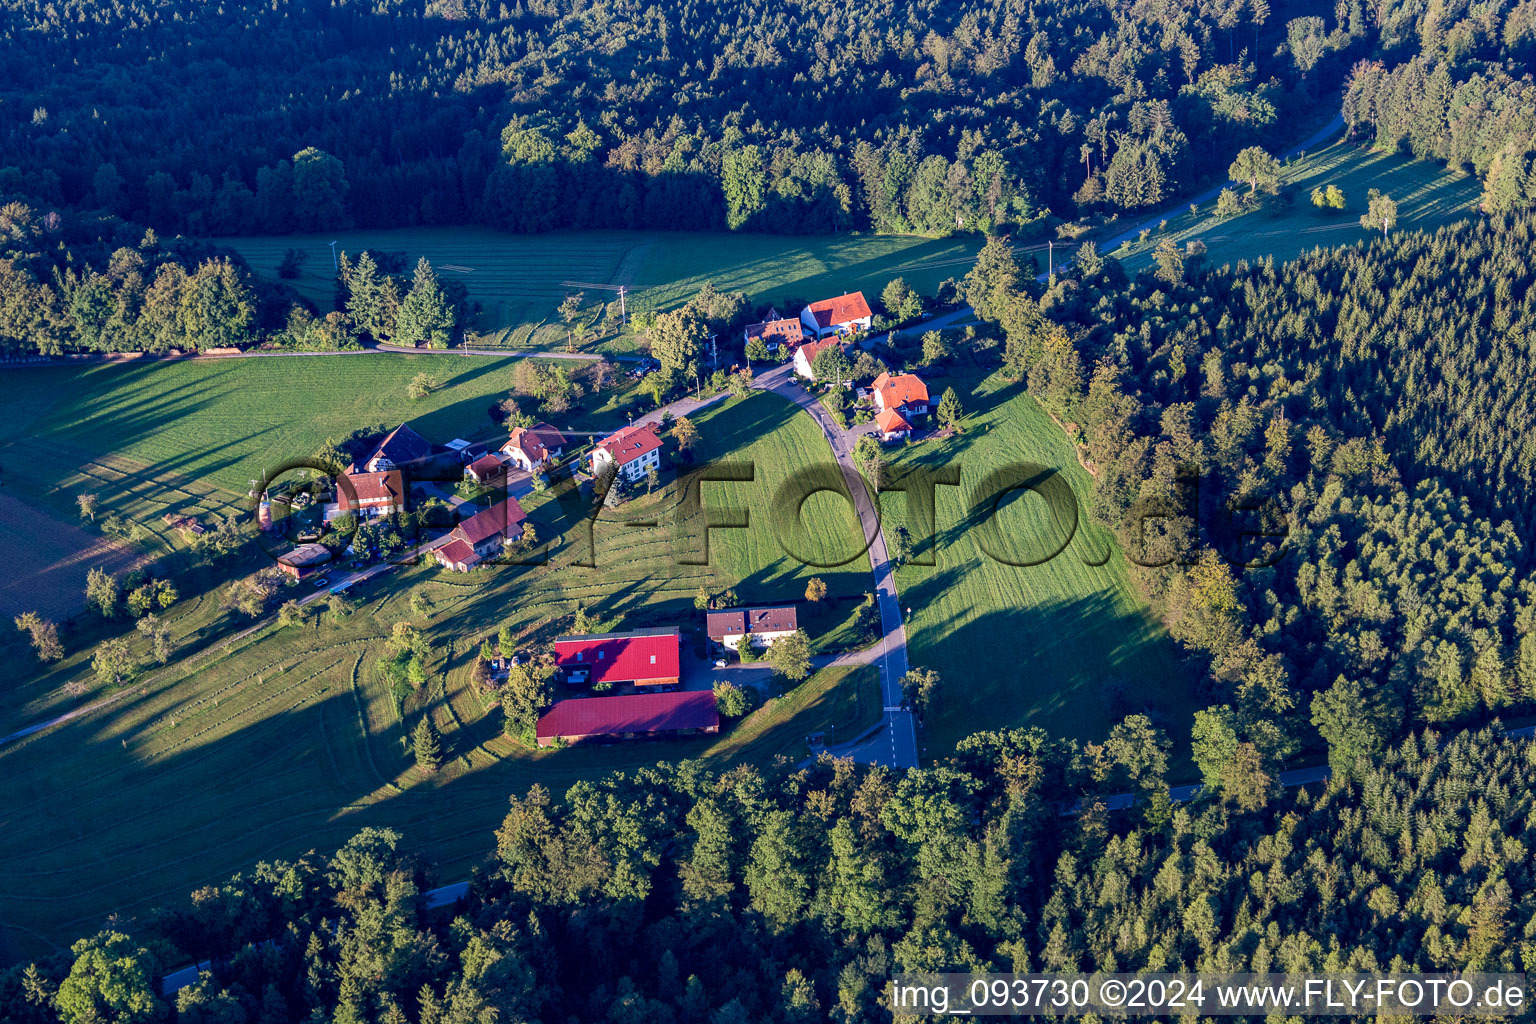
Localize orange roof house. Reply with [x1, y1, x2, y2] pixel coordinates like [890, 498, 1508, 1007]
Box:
[745, 317, 807, 352]
[501, 422, 568, 471]
[875, 407, 912, 440]
[871, 372, 930, 417]
[591, 423, 663, 483]
[792, 336, 847, 382]
[335, 469, 405, 518]
[800, 292, 873, 338]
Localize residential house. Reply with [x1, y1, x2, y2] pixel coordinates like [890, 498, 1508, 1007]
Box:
[464, 453, 505, 485]
[432, 497, 527, 571]
[554, 627, 681, 688]
[335, 469, 405, 519]
[501, 422, 568, 472]
[705, 606, 799, 652]
[535, 690, 719, 746]
[792, 336, 847, 383]
[276, 542, 331, 580]
[357, 422, 433, 473]
[434, 538, 481, 573]
[744, 317, 807, 355]
[591, 423, 662, 484]
[871, 371, 930, 419]
[875, 407, 912, 442]
[800, 292, 873, 339]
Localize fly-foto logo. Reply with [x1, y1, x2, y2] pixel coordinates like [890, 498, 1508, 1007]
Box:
[249, 458, 1292, 571]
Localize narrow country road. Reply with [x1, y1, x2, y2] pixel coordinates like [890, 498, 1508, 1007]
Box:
[754, 362, 919, 769]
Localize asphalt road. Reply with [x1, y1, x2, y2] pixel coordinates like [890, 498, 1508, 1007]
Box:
[756, 363, 919, 769]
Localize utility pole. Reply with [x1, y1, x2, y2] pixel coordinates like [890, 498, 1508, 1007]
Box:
[617, 285, 627, 325]
[329, 240, 339, 273]
[1048, 239, 1054, 278]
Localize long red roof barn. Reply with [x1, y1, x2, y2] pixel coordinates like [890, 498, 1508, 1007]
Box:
[536, 690, 719, 746]
[553, 627, 680, 687]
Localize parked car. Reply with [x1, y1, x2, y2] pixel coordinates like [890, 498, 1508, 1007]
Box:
[311, 576, 330, 588]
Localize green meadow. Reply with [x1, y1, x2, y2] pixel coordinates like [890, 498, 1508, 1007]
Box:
[884, 369, 1194, 757]
[218, 228, 982, 351]
[1115, 137, 1481, 272]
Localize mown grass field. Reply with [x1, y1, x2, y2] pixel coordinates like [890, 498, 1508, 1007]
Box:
[885, 367, 1194, 756]
[0, 389, 881, 961]
[218, 228, 982, 352]
[1114, 137, 1481, 271]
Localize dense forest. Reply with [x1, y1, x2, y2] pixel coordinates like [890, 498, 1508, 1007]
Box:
[3, 724, 1532, 1023]
[1342, 0, 1536, 211]
[962, 210, 1536, 799]
[0, 0, 1343, 238]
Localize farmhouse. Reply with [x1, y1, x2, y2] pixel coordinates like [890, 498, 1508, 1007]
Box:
[706, 605, 799, 652]
[535, 690, 719, 747]
[875, 407, 912, 442]
[464, 453, 505, 485]
[434, 538, 481, 572]
[590, 423, 662, 484]
[800, 292, 872, 339]
[744, 317, 807, 354]
[357, 422, 433, 473]
[501, 422, 567, 472]
[792, 336, 847, 382]
[871, 371, 930, 419]
[335, 469, 405, 518]
[433, 497, 527, 570]
[276, 542, 331, 580]
[554, 626, 681, 688]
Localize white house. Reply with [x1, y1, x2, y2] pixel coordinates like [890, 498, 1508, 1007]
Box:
[800, 292, 873, 339]
[874, 408, 912, 442]
[792, 336, 847, 382]
[705, 606, 799, 652]
[501, 422, 567, 472]
[591, 423, 663, 484]
[871, 371, 930, 419]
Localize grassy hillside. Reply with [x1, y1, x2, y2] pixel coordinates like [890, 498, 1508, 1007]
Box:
[886, 368, 1194, 756]
[218, 228, 982, 351]
[1115, 137, 1480, 272]
[0, 390, 877, 961]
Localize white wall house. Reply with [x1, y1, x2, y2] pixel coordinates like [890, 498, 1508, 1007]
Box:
[800, 292, 873, 339]
[591, 424, 663, 484]
[706, 607, 799, 652]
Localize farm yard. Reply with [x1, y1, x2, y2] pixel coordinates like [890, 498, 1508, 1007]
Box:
[0, 322, 1194, 961]
[0, 383, 887, 961]
[1114, 136, 1481, 272]
[218, 228, 983, 352]
[884, 369, 1195, 757]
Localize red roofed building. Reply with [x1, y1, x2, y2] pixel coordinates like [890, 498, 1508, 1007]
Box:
[554, 627, 680, 688]
[433, 498, 527, 570]
[744, 317, 807, 354]
[792, 336, 847, 382]
[871, 371, 930, 419]
[705, 605, 799, 652]
[800, 292, 873, 339]
[590, 423, 663, 484]
[464, 453, 505, 485]
[536, 690, 719, 746]
[335, 469, 405, 519]
[501, 421, 567, 472]
[434, 538, 481, 572]
[875, 407, 912, 441]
